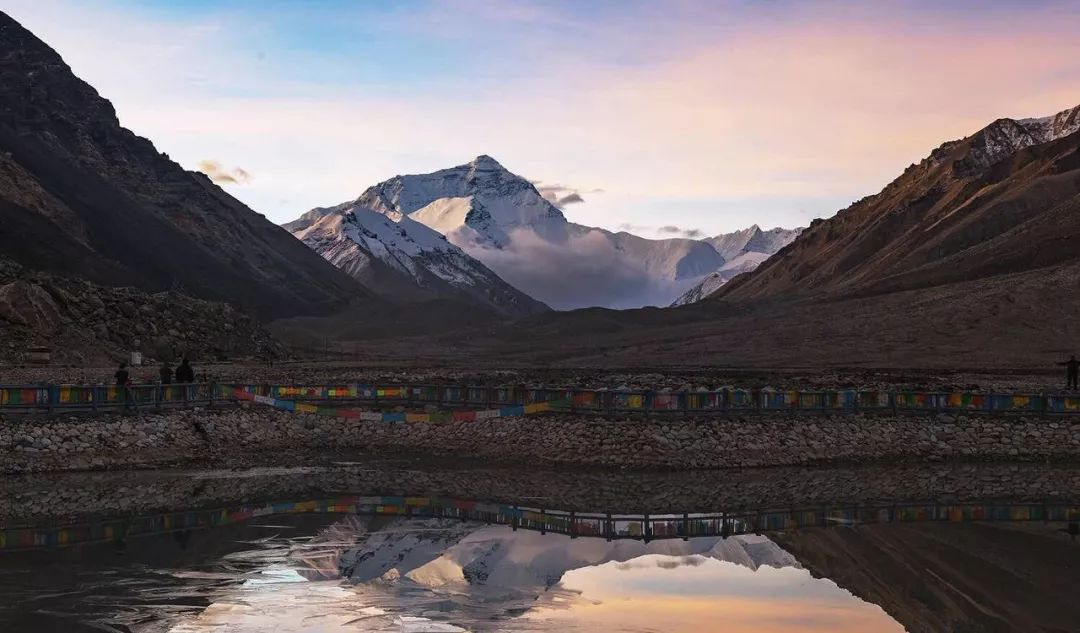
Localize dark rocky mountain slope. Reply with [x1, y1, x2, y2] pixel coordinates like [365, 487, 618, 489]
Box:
[775, 523, 1080, 633]
[0, 11, 367, 321]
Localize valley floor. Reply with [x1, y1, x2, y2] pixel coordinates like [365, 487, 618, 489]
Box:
[278, 259, 1080, 373]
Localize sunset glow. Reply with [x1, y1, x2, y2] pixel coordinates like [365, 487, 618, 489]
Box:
[5, 0, 1078, 236]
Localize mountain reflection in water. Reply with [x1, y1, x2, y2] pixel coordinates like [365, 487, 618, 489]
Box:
[186, 517, 905, 633]
[0, 462, 1078, 632]
[0, 514, 901, 632]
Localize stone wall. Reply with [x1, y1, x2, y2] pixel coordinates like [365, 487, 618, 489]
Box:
[2, 406, 1080, 473]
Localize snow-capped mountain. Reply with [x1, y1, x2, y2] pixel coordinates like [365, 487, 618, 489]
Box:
[296, 517, 800, 615]
[285, 196, 548, 317]
[706, 225, 803, 261]
[353, 155, 565, 250]
[672, 225, 803, 306]
[305, 156, 727, 309]
[935, 104, 1080, 173]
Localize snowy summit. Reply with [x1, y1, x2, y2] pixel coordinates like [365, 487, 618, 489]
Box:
[293, 156, 802, 310]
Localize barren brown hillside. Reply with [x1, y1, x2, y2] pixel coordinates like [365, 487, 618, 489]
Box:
[719, 107, 1080, 301]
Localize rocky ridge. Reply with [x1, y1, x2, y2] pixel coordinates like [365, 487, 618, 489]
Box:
[288, 199, 548, 317]
[719, 103, 1080, 301]
[0, 259, 280, 364]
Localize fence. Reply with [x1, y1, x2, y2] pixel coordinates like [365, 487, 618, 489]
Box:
[1, 382, 1079, 415]
[0, 383, 217, 412]
[228, 384, 1080, 415]
[3, 494, 1078, 550]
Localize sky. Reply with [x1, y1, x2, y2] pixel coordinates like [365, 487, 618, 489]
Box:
[5, 0, 1080, 238]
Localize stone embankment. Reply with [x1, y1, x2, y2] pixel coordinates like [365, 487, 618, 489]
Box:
[2, 405, 1080, 473]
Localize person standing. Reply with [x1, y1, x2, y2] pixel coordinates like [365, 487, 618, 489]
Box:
[114, 362, 134, 411]
[114, 363, 129, 387]
[1058, 355, 1080, 390]
[159, 362, 173, 385]
[158, 362, 173, 403]
[175, 357, 195, 401]
[175, 358, 195, 383]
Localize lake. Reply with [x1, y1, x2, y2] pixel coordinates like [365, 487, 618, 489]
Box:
[0, 461, 1078, 632]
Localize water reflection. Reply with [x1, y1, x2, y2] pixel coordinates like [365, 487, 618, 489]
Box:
[1, 463, 1079, 632]
[529, 556, 902, 633]
[152, 516, 901, 633]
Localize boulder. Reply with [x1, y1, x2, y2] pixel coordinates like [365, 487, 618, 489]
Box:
[0, 280, 64, 329]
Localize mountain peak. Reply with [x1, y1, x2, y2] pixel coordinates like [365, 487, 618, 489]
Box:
[927, 103, 1080, 175]
[1016, 103, 1080, 143]
[468, 154, 506, 171]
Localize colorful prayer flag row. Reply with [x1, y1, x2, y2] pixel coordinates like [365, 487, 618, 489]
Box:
[233, 388, 562, 422]
[3, 382, 1079, 414]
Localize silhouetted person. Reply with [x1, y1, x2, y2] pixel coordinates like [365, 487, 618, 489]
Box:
[175, 358, 195, 383]
[1058, 355, 1080, 390]
[158, 362, 173, 402]
[114, 362, 135, 411]
[114, 363, 129, 386]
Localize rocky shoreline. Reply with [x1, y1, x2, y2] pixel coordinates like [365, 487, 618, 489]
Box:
[2, 405, 1080, 474]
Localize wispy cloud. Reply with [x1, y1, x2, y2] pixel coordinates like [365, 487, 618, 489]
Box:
[533, 181, 601, 208]
[464, 227, 700, 309]
[197, 160, 253, 185]
[658, 225, 704, 239]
